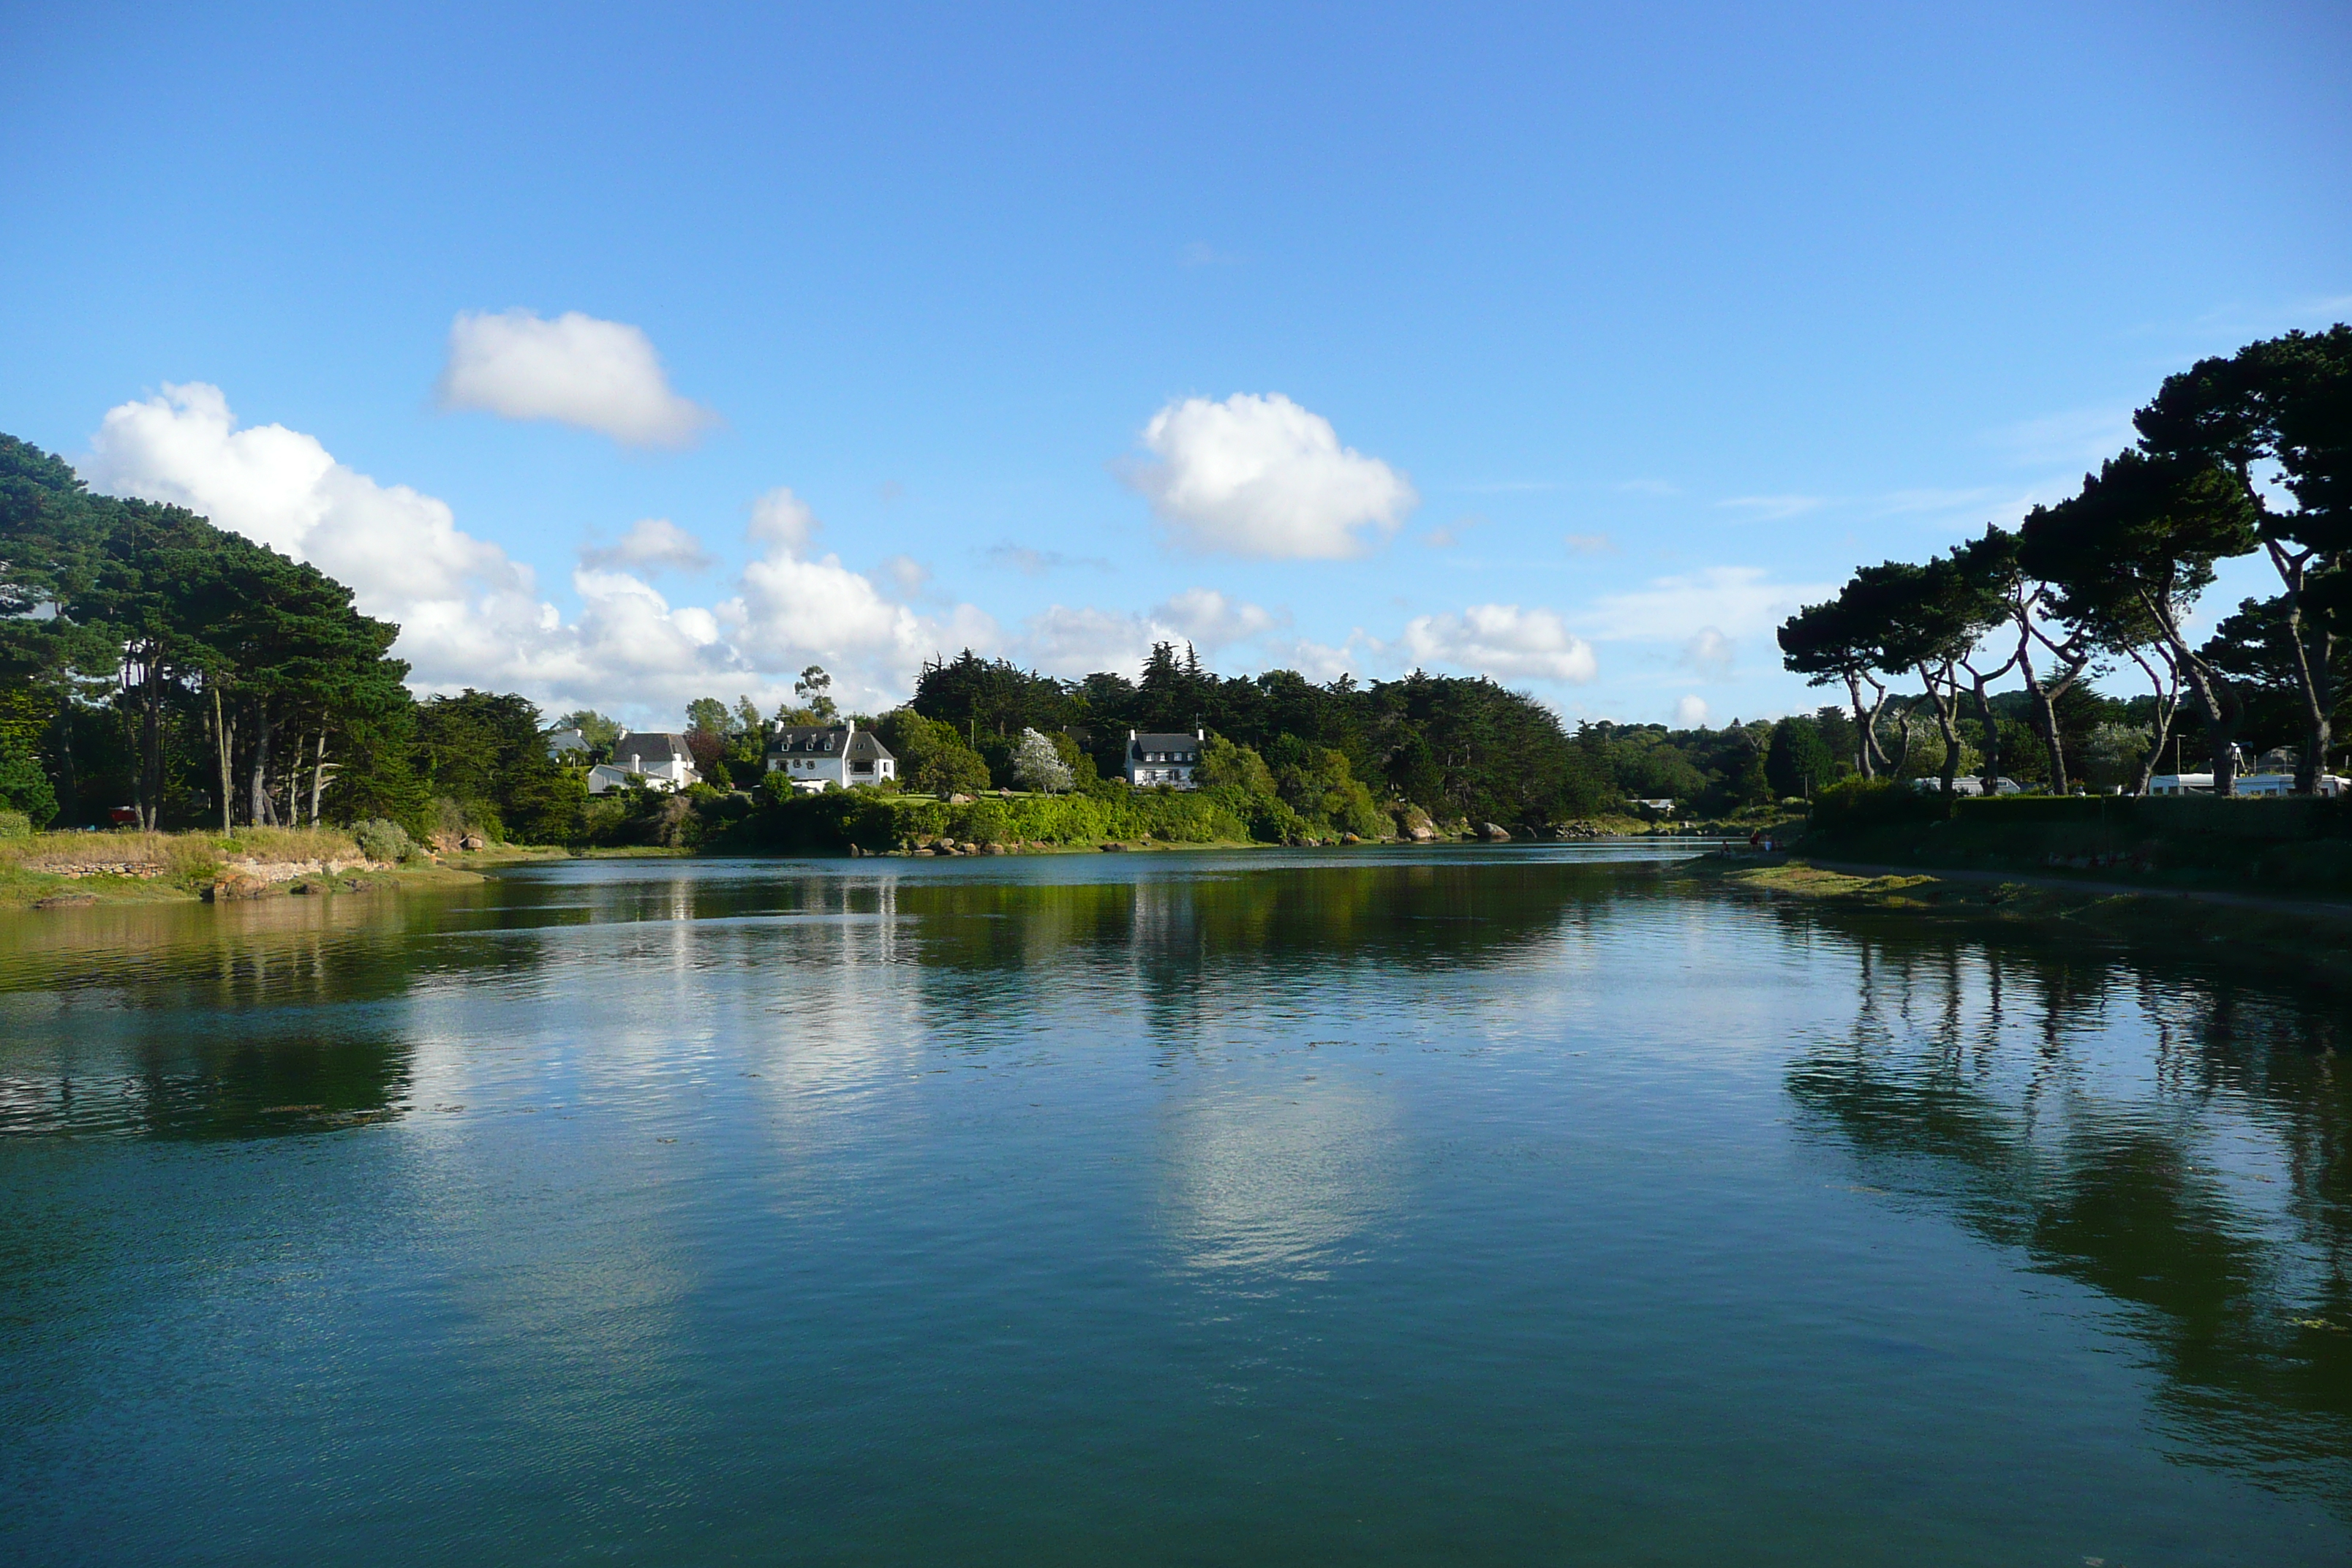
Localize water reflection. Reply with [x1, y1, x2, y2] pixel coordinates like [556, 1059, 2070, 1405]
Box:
[1779, 907, 2352, 1502]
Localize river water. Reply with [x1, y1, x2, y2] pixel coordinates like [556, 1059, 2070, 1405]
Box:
[2, 845, 2346, 1564]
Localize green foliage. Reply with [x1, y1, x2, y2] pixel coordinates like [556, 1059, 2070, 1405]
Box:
[0, 732, 59, 826]
[0, 809, 30, 840]
[351, 818, 413, 862]
[1809, 776, 1951, 831]
[414, 690, 581, 843]
[875, 708, 992, 796]
[1765, 717, 1837, 799]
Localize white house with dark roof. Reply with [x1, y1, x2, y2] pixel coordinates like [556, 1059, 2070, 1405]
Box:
[589, 731, 699, 794]
[767, 720, 895, 793]
[1125, 728, 1205, 789]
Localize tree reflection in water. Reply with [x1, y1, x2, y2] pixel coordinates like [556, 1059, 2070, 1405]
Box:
[1779, 905, 2351, 1504]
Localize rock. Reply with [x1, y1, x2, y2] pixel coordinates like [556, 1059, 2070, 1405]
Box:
[913, 845, 935, 856]
[1100, 842, 1126, 851]
[1480, 821, 1512, 841]
[203, 873, 270, 902]
[32, 892, 97, 909]
[459, 833, 487, 851]
[1341, 832, 1361, 845]
[948, 792, 976, 804]
[848, 843, 865, 857]
[979, 842, 1000, 855]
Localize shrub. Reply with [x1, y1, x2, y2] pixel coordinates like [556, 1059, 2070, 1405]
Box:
[0, 809, 29, 840]
[353, 818, 415, 862]
[1809, 776, 1951, 831]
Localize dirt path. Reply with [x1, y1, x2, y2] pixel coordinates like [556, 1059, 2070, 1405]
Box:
[1800, 856, 2352, 924]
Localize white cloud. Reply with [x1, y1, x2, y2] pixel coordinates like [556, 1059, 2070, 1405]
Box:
[880, 554, 930, 598]
[747, 487, 821, 552]
[1678, 628, 1735, 679]
[437, 309, 715, 448]
[1123, 392, 1417, 559]
[80, 384, 992, 722]
[1014, 588, 1283, 679]
[1716, 494, 1823, 521]
[1582, 566, 1834, 644]
[982, 543, 1112, 576]
[86, 381, 525, 619]
[1564, 532, 1618, 556]
[1398, 604, 1597, 684]
[580, 516, 711, 574]
[1422, 514, 1482, 549]
[1674, 694, 1711, 728]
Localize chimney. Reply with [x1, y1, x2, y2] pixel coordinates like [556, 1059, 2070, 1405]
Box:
[1196, 728, 1204, 741]
[1128, 728, 1137, 741]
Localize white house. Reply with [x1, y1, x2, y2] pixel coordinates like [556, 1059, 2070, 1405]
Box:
[588, 731, 699, 794]
[543, 726, 590, 761]
[1126, 729, 1204, 789]
[766, 720, 895, 793]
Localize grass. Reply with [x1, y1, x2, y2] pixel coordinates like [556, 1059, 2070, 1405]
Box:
[1684, 853, 2352, 994]
[0, 824, 417, 910]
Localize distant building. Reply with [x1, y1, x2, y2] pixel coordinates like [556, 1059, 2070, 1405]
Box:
[766, 720, 894, 793]
[2147, 772, 2345, 797]
[588, 731, 699, 794]
[544, 726, 590, 761]
[1125, 729, 1204, 789]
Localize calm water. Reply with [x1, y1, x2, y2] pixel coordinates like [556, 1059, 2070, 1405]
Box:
[2, 845, 2347, 1565]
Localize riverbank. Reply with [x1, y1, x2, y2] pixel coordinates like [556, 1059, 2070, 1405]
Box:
[0, 826, 533, 909]
[1688, 853, 2352, 995]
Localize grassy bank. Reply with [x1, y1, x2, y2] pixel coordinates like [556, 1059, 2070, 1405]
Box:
[1795, 783, 2352, 897]
[1688, 854, 2352, 994]
[0, 826, 482, 910]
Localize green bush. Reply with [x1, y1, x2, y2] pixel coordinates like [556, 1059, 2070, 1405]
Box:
[352, 818, 414, 862]
[1809, 776, 1951, 832]
[0, 808, 31, 840]
[0, 736, 59, 829]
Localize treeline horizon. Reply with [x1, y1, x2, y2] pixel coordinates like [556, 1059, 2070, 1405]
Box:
[1779, 324, 2350, 799]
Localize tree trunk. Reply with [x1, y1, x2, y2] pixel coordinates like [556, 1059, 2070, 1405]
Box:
[214, 685, 233, 834]
[1918, 666, 1964, 802]
[2142, 591, 2242, 795]
[1843, 674, 1872, 778]
[48, 693, 77, 829]
[142, 655, 164, 830]
[2126, 646, 2181, 798]
[2264, 541, 2337, 795]
[2022, 638, 2089, 792]
[309, 732, 330, 825]
[249, 709, 276, 827]
[1972, 673, 2002, 796]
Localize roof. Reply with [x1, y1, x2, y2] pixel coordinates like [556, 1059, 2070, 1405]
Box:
[614, 731, 694, 766]
[1129, 732, 1202, 752]
[544, 728, 589, 754]
[769, 724, 894, 762]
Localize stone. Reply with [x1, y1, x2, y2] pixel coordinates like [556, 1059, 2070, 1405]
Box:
[1480, 821, 1512, 841]
[32, 892, 97, 909]
[948, 793, 976, 804]
[203, 873, 270, 902]
[459, 833, 487, 851]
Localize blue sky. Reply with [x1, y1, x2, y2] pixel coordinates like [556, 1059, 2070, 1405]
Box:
[2, 1, 2345, 728]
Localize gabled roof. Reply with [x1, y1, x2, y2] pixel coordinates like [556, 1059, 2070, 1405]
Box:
[768, 724, 894, 761]
[614, 731, 694, 766]
[1129, 732, 1202, 755]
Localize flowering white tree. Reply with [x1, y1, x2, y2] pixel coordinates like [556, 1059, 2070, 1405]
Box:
[1010, 727, 1074, 794]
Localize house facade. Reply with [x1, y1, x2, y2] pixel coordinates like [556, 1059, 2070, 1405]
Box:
[767, 720, 895, 793]
[1125, 728, 1205, 789]
[589, 731, 699, 795]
